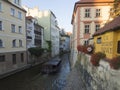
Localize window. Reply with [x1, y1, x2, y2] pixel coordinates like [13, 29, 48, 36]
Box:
[95, 24, 100, 31]
[84, 40, 89, 46]
[18, 26, 22, 33]
[0, 39, 3, 47]
[96, 9, 101, 17]
[18, 11, 22, 19]
[84, 24, 90, 34]
[14, 0, 20, 5]
[11, 8, 15, 16]
[21, 53, 24, 62]
[12, 39, 16, 47]
[97, 37, 101, 44]
[85, 9, 90, 18]
[117, 41, 120, 53]
[0, 55, 5, 62]
[11, 24, 15, 33]
[12, 54, 16, 64]
[0, 2, 2, 11]
[19, 40, 22, 47]
[0, 21, 2, 30]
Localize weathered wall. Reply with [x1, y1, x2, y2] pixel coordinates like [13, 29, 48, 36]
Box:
[76, 53, 120, 90]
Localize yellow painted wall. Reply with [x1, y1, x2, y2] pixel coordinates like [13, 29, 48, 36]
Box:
[0, 1, 26, 53]
[94, 30, 120, 59]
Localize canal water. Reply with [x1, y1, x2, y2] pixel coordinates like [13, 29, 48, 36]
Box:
[0, 54, 70, 90]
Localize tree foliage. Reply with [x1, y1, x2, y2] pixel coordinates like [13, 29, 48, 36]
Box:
[28, 47, 44, 57]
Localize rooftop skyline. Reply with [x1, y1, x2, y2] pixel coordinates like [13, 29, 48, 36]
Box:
[22, 0, 78, 32]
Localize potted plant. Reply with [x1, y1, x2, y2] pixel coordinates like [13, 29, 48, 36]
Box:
[90, 52, 106, 66]
[109, 56, 120, 70]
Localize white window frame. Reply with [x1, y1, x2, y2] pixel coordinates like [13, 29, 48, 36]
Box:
[14, 0, 20, 5]
[18, 26, 22, 33]
[11, 24, 16, 33]
[96, 9, 101, 17]
[12, 39, 16, 47]
[84, 24, 90, 34]
[18, 11, 22, 19]
[0, 39, 3, 47]
[11, 8, 15, 16]
[85, 9, 90, 18]
[19, 40, 22, 47]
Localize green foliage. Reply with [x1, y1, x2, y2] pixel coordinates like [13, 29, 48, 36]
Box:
[46, 41, 52, 52]
[28, 47, 44, 57]
[90, 52, 106, 66]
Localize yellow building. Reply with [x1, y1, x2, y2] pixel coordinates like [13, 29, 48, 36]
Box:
[0, 0, 27, 76]
[93, 16, 120, 59]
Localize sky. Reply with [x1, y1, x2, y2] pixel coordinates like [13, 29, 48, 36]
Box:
[22, 0, 78, 32]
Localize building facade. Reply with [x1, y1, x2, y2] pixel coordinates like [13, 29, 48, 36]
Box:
[23, 6, 60, 57]
[70, 0, 113, 67]
[93, 16, 120, 59]
[0, 0, 27, 75]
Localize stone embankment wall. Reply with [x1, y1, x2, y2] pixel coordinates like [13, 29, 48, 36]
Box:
[76, 53, 120, 90]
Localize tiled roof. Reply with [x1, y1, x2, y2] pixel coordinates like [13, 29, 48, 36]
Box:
[79, 0, 113, 2]
[26, 16, 34, 19]
[93, 16, 120, 36]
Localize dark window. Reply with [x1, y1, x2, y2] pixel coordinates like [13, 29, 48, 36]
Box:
[85, 24, 90, 33]
[12, 54, 16, 64]
[0, 39, 3, 47]
[117, 41, 120, 53]
[97, 37, 101, 44]
[95, 24, 100, 31]
[84, 40, 89, 46]
[96, 9, 101, 17]
[0, 55, 5, 62]
[0, 21, 2, 30]
[21, 53, 24, 62]
[85, 9, 90, 18]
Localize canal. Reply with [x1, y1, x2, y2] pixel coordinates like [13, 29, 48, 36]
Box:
[0, 53, 70, 90]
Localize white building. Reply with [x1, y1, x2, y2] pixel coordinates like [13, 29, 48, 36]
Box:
[23, 6, 60, 57]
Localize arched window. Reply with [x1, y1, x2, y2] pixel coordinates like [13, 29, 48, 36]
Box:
[12, 39, 16, 47]
[19, 40, 22, 47]
[0, 39, 3, 47]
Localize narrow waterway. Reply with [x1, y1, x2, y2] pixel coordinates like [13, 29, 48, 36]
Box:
[0, 54, 70, 90]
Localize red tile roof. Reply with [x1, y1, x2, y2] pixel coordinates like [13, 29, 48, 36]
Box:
[93, 16, 120, 36]
[26, 16, 34, 19]
[79, 0, 114, 3]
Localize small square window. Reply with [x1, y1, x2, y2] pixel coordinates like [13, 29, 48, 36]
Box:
[97, 37, 101, 44]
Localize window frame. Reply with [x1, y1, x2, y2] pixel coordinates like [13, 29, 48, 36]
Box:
[12, 39, 16, 47]
[11, 8, 15, 16]
[0, 21, 3, 30]
[12, 54, 16, 64]
[95, 24, 100, 32]
[97, 37, 102, 44]
[11, 24, 16, 33]
[18, 11, 22, 19]
[96, 9, 101, 17]
[0, 39, 3, 47]
[0, 55, 5, 62]
[85, 8, 91, 18]
[84, 24, 90, 34]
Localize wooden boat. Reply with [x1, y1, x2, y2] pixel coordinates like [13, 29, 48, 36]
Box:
[41, 59, 61, 74]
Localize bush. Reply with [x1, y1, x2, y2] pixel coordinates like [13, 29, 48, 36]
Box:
[90, 52, 106, 66]
[28, 47, 44, 57]
[109, 56, 120, 70]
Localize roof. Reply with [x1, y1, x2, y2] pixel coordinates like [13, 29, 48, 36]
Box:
[26, 16, 34, 19]
[79, 0, 114, 3]
[93, 16, 120, 36]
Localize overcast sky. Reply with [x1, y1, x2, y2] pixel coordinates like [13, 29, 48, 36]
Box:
[22, 0, 78, 32]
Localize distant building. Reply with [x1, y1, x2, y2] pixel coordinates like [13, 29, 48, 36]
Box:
[23, 6, 60, 57]
[0, 0, 27, 75]
[93, 16, 120, 59]
[60, 29, 70, 52]
[26, 16, 44, 48]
